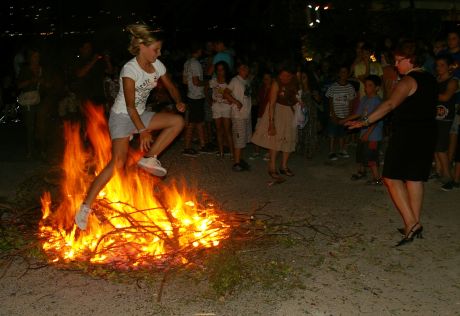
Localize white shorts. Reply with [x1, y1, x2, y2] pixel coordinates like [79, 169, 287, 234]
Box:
[108, 110, 155, 140]
[232, 118, 252, 149]
[212, 102, 231, 119]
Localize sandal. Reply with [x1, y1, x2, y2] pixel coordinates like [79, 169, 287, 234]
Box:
[279, 167, 294, 177]
[268, 170, 283, 180]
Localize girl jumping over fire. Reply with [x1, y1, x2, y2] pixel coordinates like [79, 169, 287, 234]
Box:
[75, 24, 186, 230]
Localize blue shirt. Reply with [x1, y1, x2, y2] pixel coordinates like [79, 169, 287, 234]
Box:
[356, 95, 383, 141]
[213, 51, 234, 73]
[439, 49, 460, 78]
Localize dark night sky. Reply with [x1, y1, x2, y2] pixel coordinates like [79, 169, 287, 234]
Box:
[0, 1, 453, 38]
[0, 1, 453, 66]
[0, 0, 320, 63]
[0, 0, 311, 34]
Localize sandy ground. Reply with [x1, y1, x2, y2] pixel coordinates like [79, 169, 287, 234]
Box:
[1, 131, 460, 316]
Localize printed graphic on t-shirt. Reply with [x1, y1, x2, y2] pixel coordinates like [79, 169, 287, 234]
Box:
[136, 75, 159, 106]
[111, 58, 166, 114]
[210, 78, 229, 104]
[436, 104, 449, 120]
[244, 83, 252, 97]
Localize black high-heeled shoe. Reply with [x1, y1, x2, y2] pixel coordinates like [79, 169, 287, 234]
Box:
[397, 226, 423, 236]
[414, 226, 423, 239]
[396, 223, 423, 247]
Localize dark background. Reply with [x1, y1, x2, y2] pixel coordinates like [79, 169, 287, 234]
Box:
[0, 0, 454, 60]
[1, 0, 457, 111]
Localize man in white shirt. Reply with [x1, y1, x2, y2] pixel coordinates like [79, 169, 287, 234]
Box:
[182, 42, 214, 156]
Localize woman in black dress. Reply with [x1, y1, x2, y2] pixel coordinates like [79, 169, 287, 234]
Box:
[347, 41, 437, 246]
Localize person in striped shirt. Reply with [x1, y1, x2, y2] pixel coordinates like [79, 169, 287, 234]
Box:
[325, 65, 356, 160]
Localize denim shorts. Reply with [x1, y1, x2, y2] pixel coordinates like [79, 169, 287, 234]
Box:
[108, 110, 155, 140]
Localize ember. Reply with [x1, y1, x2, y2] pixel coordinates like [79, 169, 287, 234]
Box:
[38, 105, 232, 269]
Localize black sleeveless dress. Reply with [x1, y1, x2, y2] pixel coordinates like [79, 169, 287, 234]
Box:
[382, 71, 438, 181]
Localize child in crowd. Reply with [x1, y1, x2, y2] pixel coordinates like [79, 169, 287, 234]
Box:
[326, 65, 356, 160]
[224, 62, 252, 171]
[208, 61, 233, 158]
[340, 75, 384, 184]
[433, 54, 458, 187]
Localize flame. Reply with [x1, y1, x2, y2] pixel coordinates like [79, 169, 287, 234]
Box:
[39, 104, 231, 269]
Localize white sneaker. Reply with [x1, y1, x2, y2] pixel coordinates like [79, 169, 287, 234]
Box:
[75, 203, 91, 230]
[137, 156, 167, 177]
[338, 151, 350, 158]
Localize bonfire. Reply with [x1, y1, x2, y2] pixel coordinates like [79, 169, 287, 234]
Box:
[38, 105, 232, 269]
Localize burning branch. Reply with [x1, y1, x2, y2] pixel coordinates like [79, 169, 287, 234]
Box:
[37, 104, 235, 270]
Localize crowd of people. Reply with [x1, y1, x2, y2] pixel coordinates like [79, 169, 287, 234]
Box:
[2, 24, 460, 246]
[176, 31, 460, 193]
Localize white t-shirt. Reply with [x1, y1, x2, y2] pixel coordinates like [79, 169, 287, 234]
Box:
[227, 75, 251, 119]
[183, 57, 205, 99]
[209, 78, 230, 105]
[111, 57, 166, 115]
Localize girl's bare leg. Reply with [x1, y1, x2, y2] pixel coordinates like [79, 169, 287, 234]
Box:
[269, 149, 278, 172]
[281, 151, 291, 170]
[83, 137, 130, 206]
[76, 137, 130, 230]
[146, 113, 185, 156]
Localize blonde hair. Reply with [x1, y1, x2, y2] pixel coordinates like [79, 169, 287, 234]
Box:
[126, 24, 163, 56]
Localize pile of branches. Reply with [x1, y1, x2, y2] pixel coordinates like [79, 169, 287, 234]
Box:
[1, 196, 354, 301]
[40, 195, 244, 270]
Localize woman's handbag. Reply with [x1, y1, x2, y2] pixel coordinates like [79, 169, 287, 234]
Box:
[294, 103, 308, 129]
[18, 90, 40, 107]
